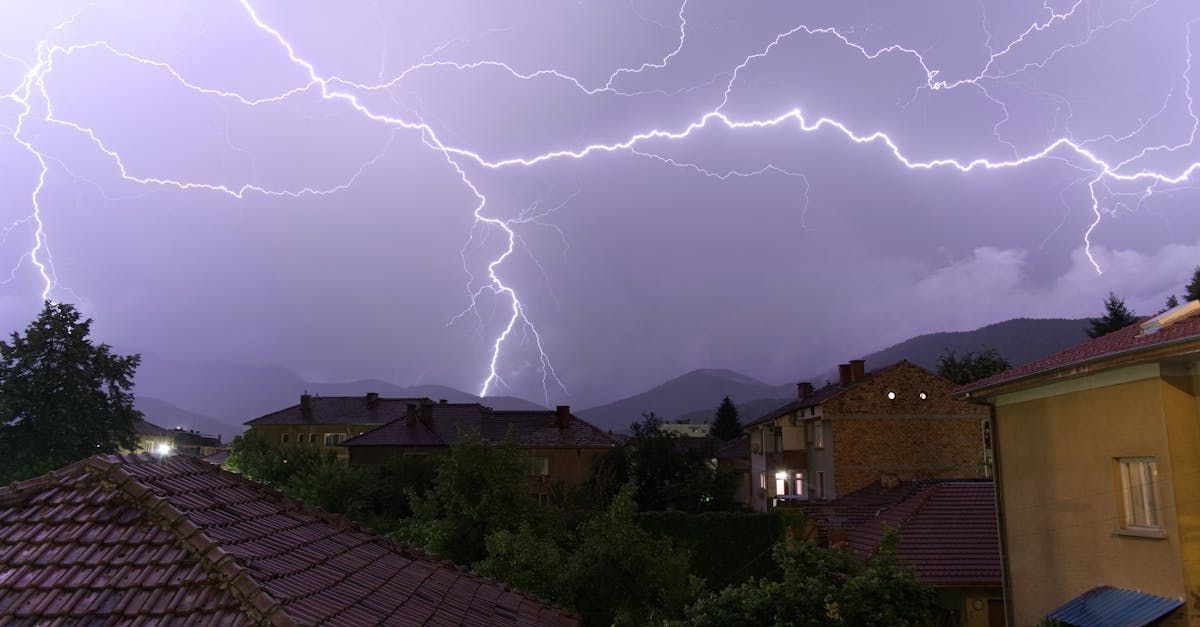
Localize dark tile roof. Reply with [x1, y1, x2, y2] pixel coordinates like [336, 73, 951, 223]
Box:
[839, 481, 1001, 587]
[714, 435, 749, 461]
[133, 419, 173, 438]
[1046, 586, 1183, 627]
[745, 360, 914, 428]
[957, 309, 1200, 396]
[245, 396, 431, 426]
[342, 404, 618, 449]
[0, 454, 578, 626]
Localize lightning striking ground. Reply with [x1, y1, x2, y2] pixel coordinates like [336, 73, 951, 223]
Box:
[3, 0, 1199, 402]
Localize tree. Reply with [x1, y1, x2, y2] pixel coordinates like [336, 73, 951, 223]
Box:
[0, 302, 141, 483]
[1186, 266, 1200, 303]
[686, 527, 935, 627]
[224, 430, 330, 486]
[1165, 294, 1181, 311]
[710, 396, 742, 441]
[936, 347, 1011, 386]
[1087, 292, 1138, 338]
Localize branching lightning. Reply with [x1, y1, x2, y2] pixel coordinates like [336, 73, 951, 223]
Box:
[3, 0, 1199, 402]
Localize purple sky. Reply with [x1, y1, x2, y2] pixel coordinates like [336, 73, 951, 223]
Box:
[2, 0, 1199, 408]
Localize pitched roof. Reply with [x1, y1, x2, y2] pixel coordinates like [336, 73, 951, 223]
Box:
[342, 404, 618, 449]
[0, 454, 578, 625]
[133, 419, 174, 438]
[844, 481, 1000, 587]
[1045, 586, 1183, 627]
[245, 396, 431, 426]
[745, 360, 918, 428]
[957, 307, 1200, 396]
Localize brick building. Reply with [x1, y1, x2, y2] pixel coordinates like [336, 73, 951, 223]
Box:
[342, 401, 617, 500]
[744, 359, 990, 511]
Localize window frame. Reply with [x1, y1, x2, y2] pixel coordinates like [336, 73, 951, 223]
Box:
[1117, 456, 1162, 531]
[281, 433, 289, 444]
[812, 420, 824, 449]
[323, 432, 345, 447]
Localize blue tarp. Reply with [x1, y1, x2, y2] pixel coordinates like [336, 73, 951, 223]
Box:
[1046, 586, 1183, 627]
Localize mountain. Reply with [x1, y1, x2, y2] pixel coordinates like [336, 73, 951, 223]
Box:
[577, 318, 1091, 433]
[577, 369, 789, 432]
[134, 397, 237, 441]
[128, 351, 544, 437]
[856, 318, 1091, 374]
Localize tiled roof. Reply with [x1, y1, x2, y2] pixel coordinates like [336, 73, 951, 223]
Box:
[343, 404, 618, 449]
[133, 419, 173, 438]
[714, 435, 749, 461]
[957, 310, 1200, 395]
[841, 481, 1001, 587]
[0, 454, 578, 626]
[745, 360, 913, 428]
[245, 396, 431, 426]
[1046, 586, 1183, 627]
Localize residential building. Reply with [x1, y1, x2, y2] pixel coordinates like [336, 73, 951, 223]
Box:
[0, 453, 577, 625]
[132, 420, 222, 458]
[715, 435, 751, 506]
[957, 300, 1200, 626]
[745, 359, 990, 511]
[243, 392, 427, 458]
[659, 422, 712, 438]
[798, 479, 1004, 627]
[342, 401, 617, 499]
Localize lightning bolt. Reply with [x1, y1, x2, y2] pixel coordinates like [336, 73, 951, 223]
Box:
[3, 0, 1198, 404]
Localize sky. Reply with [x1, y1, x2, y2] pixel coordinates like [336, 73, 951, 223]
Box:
[2, 0, 1199, 409]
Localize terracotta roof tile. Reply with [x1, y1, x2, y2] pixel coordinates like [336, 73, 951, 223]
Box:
[0, 454, 579, 625]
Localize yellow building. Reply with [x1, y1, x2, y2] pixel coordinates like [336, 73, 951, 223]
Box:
[244, 392, 424, 458]
[958, 301, 1200, 626]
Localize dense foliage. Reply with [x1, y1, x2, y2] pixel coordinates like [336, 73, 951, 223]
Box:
[637, 510, 793, 588]
[935, 346, 1011, 385]
[1187, 266, 1200, 303]
[710, 395, 742, 440]
[685, 528, 935, 627]
[1087, 291, 1138, 338]
[0, 302, 141, 483]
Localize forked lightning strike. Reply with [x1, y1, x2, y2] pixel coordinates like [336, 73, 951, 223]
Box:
[2, 0, 1197, 402]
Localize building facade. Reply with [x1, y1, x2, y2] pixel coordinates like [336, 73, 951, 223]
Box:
[959, 301, 1200, 626]
[745, 359, 990, 511]
[244, 393, 426, 458]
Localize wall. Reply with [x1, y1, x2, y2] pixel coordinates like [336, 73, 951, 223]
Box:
[249, 423, 383, 458]
[993, 365, 1189, 625]
[934, 587, 1006, 627]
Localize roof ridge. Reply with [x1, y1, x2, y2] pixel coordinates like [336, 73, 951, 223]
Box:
[156, 454, 579, 617]
[81, 454, 295, 626]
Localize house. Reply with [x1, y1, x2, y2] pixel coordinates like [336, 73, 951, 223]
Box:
[957, 300, 1200, 626]
[132, 420, 223, 458]
[342, 401, 617, 499]
[0, 453, 577, 625]
[744, 359, 990, 511]
[715, 435, 752, 506]
[797, 479, 1004, 627]
[244, 392, 428, 458]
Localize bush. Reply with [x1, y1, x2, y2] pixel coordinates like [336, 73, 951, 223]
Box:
[637, 510, 795, 589]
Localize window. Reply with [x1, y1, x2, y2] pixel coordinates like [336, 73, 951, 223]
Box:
[1119, 457, 1161, 529]
[281, 433, 289, 444]
[794, 472, 805, 497]
[774, 471, 788, 496]
[759, 472, 767, 490]
[816, 471, 826, 499]
[324, 433, 345, 447]
[309, 433, 317, 444]
[813, 420, 824, 448]
[526, 457, 550, 476]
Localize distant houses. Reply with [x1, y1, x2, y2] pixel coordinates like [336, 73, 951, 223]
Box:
[743, 359, 990, 511]
[958, 300, 1200, 625]
[132, 419, 223, 459]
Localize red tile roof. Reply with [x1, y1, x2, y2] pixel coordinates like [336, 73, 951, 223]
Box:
[342, 405, 617, 449]
[0, 454, 578, 625]
[842, 481, 1001, 587]
[957, 312, 1200, 395]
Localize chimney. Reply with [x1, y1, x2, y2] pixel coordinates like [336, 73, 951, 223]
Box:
[300, 393, 312, 409]
[365, 392, 379, 406]
[406, 403, 418, 427]
[439, 399, 448, 405]
[420, 400, 434, 425]
[555, 405, 571, 428]
[837, 363, 852, 386]
[797, 382, 813, 399]
[849, 359, 865, 382]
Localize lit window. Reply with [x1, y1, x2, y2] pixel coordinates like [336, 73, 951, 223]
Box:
[775, 471, 788, 496]
[813, 420, 824, 448]
[526, 457, 550, 476]
[324, 433, 344, 446]
[919, 391, 928, 400]
[886, 391, 896, 400]
[794, 472, 805, 497]
[281, 433, 289, 444]
[1119, 457, 1161, 529]
[759, 472, 767, 490]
